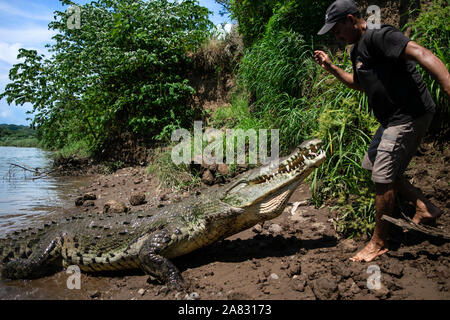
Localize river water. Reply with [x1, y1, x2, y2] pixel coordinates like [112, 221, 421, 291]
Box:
[0, 146, 89, 236]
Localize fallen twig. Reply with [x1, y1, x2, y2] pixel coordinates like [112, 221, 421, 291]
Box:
[7, 162, 56, 180]
[382, 214, 450, 240]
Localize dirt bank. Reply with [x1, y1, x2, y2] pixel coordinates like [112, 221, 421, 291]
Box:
[0, 141, 448, 300]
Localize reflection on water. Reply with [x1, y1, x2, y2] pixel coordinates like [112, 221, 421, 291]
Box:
[0, 146, 90, 236]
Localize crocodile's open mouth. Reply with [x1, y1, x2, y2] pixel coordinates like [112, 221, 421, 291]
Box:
[250, 139, 324, 185]
[222, 139, 326, 208]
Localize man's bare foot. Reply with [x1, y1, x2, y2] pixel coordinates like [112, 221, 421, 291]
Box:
[412, 200, 442, 225]
[350, 240, 388, 262]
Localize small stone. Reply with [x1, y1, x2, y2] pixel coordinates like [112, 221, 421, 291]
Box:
[138, 288, 146, 296]
[130, 192, 146, 206]
[270, 273, 279, 280]
[83, 200, 95, 207]
[75, 196, 84, 206]
[202, 170, 215, 185]
[90, 290, 101, 299]
[289, 275, 307, 292]
[217, 164, 229, 175]
[190, 292, 200, 300]
[288, 263, 302, 277]
[83, 192, 97, 201]
[252, 224, 263, 234]
[268, 224, 283, 234]
[104, 200, 127, 213]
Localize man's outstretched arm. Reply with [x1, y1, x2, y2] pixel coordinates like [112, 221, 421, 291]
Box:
[402, 41, 450, 98]
[313, 50, 363, 91]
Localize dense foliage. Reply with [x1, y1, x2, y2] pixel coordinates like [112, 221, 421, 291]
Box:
[234, 24, 378, 236]
[409, 0, 449, 113]
[220, 0, 449, 236]
[0, 0, 213, 156]
[228, 0, 333, 48]
[0, 124, 38, 147]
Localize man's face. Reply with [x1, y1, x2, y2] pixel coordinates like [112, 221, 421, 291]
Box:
[331, 15, 360, 44]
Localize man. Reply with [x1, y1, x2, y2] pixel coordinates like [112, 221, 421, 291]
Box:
[314, 0, 450, 262]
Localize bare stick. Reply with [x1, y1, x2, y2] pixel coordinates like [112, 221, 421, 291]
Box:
[382, 214, 450, 240]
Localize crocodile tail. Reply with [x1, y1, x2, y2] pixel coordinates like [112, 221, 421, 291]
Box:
[0, 227, 47, 265]
[1, 225, 64, 279]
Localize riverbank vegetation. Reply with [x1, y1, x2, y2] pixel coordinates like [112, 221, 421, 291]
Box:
[0, 124, 39, 148]
[1, 0, 447, 237]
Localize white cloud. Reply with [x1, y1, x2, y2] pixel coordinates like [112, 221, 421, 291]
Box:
[0, 2, 54, 22]
[0, 27, 56, 47]
[0, 42, 25, 65]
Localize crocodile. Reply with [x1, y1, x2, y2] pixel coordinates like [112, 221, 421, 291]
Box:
[0, 139, 325, 290]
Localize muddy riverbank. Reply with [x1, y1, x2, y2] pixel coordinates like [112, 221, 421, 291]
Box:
[0, 141, 448, 300]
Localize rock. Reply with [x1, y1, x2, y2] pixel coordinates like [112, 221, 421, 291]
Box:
[202, 169, 215, 185]
[268, 224, 283, 234]
[83, 200, 95, 207]
[138, 288, 146, 296]
[270, 273, 279, 280]
[90, 290, 101, 299]
[311, 277, 339, 300]
[130, 192, 146, 206]
[104, 200, 127, 213]
[83, 193, 97, 201]
[289, 275, 307, 292]
[287, 263, 302, 277]
[252, 224, 263, 234]
[217, 164, 229, 175]
[189, 292, 200, 300]
[75, 196, 84, 206]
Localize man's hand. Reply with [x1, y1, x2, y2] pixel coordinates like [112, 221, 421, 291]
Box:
[313, 50, 362, 91]
[314, 50, 333, 71]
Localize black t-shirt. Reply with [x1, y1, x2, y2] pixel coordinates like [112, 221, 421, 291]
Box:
[351, 25, 435, 127]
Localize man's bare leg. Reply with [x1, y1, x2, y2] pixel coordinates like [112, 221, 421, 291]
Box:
[350, 183, 393, 262]
[394, 178, 442, 224]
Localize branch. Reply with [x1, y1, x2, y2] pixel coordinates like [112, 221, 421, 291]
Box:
[7, 163, 56, 180]
[382, 213, 450, 240]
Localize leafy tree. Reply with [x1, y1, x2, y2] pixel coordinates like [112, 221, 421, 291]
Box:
[228, 0, 282, 48]
[1, 0, 213, 155]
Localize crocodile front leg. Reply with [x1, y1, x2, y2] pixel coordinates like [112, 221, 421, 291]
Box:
[137, 237, 185, 291]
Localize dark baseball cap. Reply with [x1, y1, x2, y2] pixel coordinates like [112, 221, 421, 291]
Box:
[317, 0, 359, 35]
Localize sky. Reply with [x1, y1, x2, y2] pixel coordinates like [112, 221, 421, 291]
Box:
[0, 0, 231, 126]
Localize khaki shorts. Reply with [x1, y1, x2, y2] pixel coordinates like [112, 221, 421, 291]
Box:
[362, 112, 434, 184]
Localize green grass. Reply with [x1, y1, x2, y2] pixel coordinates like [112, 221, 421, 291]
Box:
[212, 27, 380, 237]
[147, 146, 201, 191]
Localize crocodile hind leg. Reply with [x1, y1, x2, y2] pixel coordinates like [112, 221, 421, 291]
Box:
[138, 241, 185, 291]
[1, 236, 63, 279]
